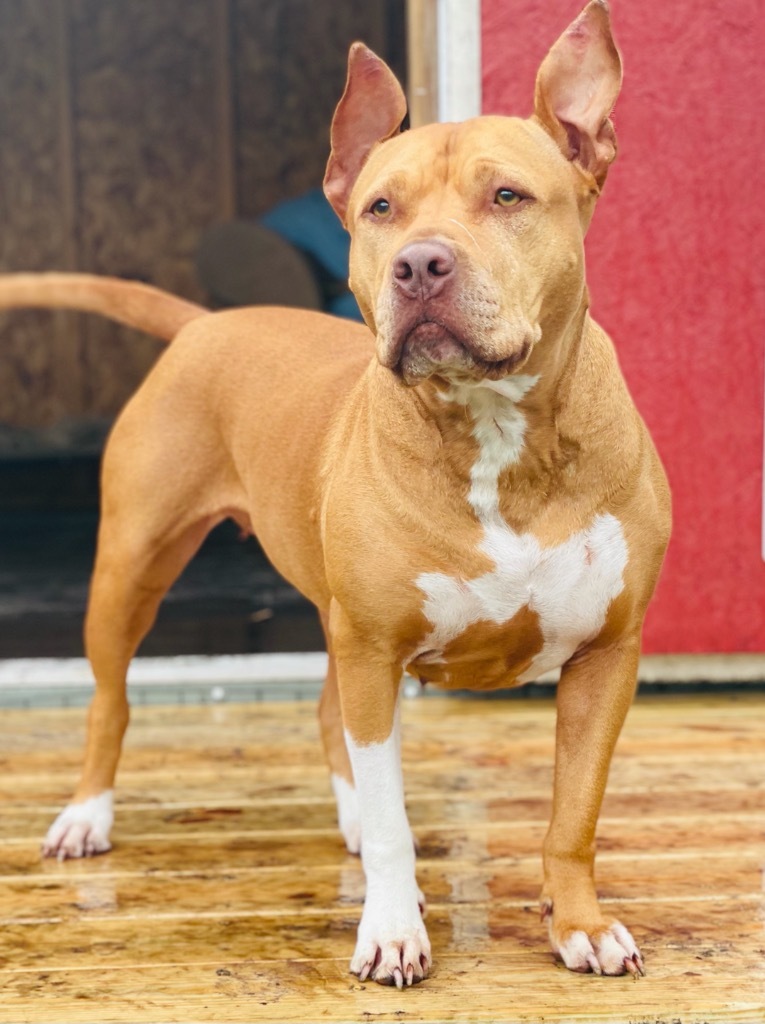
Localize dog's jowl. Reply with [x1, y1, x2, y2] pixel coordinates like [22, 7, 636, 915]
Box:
[0, 0, 670, 988]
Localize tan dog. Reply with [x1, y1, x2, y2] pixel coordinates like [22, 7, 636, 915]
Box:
[1, 0, 670, 987]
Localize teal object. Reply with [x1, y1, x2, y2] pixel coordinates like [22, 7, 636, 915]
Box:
[260, 189, 362, 321]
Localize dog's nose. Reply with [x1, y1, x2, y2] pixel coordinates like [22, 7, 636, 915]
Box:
[392, 240, 456, 300]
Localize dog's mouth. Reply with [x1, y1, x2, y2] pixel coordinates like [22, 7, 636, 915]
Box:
[391, 319, 532, 386]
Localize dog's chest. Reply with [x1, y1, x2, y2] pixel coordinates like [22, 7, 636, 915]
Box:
[413, 512, 627, 686]
[410, 379, 628, 686]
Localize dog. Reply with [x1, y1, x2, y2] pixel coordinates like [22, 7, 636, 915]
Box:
[0, 0, 670, 988]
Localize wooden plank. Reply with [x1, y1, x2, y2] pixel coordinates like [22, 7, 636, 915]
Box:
[407, 0, 439, 128]
[4, 742, 764, 788]
[0, 0, 73, 428]
[2, 754, 763, 805]
[2, 831, 765, 883]
[50, 0, 86, 414]
[0, 694, 763, 1022]
[68, 0, 219, 420]
[2, 692, 763, 743]
[0, 853, 761, 924]
[231, 0, 403, 218]
[2, 782, 764, 831]
[212, 0, 236, 222]
[51, 0, 78, 274]
[1, 898, 762, 969]
[4, 793, 765, 847]
[2, 694, 763, 757]
[6, 824, 761, 889]
[3, 820, 763, 892]
[1, 767, 764, 809]
[1, 946, 763, 1024]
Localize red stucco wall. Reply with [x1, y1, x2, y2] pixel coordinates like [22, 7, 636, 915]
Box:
[481, 0, 765, 652]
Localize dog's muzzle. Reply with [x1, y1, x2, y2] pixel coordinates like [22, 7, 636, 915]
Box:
[380, 236, 537, 384]
[396, 321, 476, 383]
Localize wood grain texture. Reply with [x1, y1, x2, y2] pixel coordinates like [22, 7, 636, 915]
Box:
[407, 0, 439, 128]
[232, 0, 406, 218]
[0, 694, 763, 1022]
[68, 0, 222, 419]
[0, 1, 408, 428]
[0, 1, 76, 428]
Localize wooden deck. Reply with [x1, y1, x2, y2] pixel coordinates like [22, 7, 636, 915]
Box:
[0, 692, 763, 1023]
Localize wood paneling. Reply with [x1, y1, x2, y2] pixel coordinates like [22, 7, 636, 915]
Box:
[68, 0, 222, 419]
[0, 694, 763, 1022]
[0, 1, 405, 429]
[407, 0, 439, 128]
[232, 0, 405, 218]
[0, 1, 77, 427]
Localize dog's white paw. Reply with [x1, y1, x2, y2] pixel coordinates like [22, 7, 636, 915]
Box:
[41, 791, 114, 860]
[331, 774, 361, 854]
[350, 893, 431, 987]
[551, 919, 644, 976]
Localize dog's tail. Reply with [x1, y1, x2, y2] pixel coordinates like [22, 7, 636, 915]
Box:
[0, 273, 207, 342]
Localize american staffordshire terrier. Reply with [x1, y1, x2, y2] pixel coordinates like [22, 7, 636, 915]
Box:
[1, 0, 670, 987]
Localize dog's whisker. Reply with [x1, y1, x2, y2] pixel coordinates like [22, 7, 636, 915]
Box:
[446, 217, 486, 256]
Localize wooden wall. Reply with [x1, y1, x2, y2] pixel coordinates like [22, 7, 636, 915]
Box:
[0, 0, 405, 429]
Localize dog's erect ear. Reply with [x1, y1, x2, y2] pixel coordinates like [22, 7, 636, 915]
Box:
[324, 43, 407, 224]
[534, 0, 622, 189]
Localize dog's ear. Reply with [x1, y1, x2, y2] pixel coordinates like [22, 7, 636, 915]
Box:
[324, 43, 407, 224]
[533, 0, 622, 189]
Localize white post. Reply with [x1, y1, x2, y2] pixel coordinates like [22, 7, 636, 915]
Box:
[437, 0, 482, 123]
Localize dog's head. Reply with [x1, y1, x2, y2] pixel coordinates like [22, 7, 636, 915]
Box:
[324, 0, 622, 386]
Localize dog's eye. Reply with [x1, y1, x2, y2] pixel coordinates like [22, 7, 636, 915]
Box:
[370, 198, 391, 218]
[494, 188, 522, 207]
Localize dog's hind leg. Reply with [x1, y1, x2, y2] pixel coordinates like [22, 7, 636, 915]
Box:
[318, 613, 360, 854]
[42, 391, 236, 859]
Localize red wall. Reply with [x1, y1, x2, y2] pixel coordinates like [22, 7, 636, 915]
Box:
[482, 0, 765, 652]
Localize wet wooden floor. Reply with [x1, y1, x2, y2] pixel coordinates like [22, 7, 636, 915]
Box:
[0, 692, 763, 1023]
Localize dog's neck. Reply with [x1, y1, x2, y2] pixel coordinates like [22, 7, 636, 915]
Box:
[409, 297, 590, 485]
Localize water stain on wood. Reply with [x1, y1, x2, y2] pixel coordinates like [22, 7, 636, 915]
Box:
[0, 694, 762, 1022]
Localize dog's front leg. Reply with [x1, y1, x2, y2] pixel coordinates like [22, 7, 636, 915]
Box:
[334, 626, 430, 987]
[541, 637, 645, 977]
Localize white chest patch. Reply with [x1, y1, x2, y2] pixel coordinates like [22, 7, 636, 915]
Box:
[415, 377, 628, 681]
